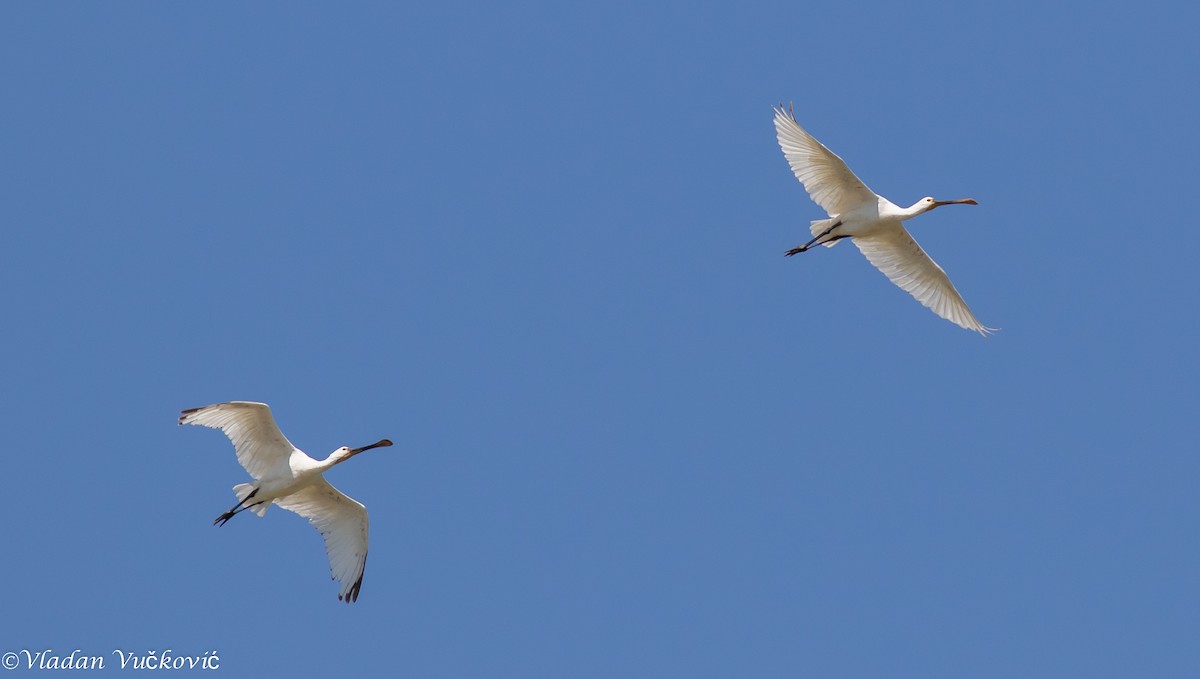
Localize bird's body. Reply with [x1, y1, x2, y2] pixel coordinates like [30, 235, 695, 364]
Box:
[773, 104, 994, 335]
[180, 401, 392, 603]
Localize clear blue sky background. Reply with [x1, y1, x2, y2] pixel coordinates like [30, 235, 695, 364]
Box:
[2, 2, 1197, 677]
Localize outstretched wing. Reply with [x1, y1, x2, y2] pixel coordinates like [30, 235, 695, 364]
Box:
[773, 105, 878, 217]
[853, 225, 994, 336]
[275, 479, 370, 603]
[179, 401, 297, 480]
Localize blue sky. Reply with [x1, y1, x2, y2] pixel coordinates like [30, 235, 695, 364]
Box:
[2, 1, 1197, 676]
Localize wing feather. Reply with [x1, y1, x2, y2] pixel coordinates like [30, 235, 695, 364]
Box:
[852, 226, 994, 336]
[179, 401, 297, 480]
[275, 479, 370, 603]
[773, 105, 878, 217]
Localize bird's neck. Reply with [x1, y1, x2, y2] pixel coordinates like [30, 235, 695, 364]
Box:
[899, 201, 932, 220]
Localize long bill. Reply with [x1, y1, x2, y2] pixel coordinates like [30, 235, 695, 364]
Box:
[932, 198, 978, 207]
[349, 439, 393, 455]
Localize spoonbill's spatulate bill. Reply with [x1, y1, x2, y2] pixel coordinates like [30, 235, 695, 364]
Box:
[180, 401, 393, 603]
[773, 104, 994, 336]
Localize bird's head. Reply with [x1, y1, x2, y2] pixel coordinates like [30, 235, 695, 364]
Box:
[919, 196, 978, 214]
[333, 439, 394, 462]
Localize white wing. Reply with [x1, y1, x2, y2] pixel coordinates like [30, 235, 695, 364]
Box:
[852, 225, 994, 336]
[179, 401, 298, 480]
[275, 479, 369, 603]
[773, 105, 879, 217]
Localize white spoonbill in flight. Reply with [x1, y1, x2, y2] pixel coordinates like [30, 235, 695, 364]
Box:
[180, 401, 393, 603]
[773, 104, 994, 335]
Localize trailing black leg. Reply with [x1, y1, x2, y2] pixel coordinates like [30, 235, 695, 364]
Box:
[785, 221, 842, 256]
[213, 488, 258, 527]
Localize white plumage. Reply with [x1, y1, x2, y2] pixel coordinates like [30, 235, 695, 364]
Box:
[180, 401, 392, 603]
[773, 104, 994, 335]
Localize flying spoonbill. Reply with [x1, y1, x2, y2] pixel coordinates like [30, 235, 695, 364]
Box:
[773, 104, 994, 335]
[180, 401, 392, 603]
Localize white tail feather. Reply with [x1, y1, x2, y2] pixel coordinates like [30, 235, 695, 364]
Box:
[233, 483, 270, 517]
[810, 219, 842, 247]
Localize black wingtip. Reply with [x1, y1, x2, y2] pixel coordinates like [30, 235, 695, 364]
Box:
[337, 570, 364, 603]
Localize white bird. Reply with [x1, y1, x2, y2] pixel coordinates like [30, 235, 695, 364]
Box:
[773, 104, 994, 335]
[180, 401, 393, 603]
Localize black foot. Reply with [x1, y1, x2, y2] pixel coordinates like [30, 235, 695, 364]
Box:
[213, 487, 258, 527]
[785, 246, 808, 256]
